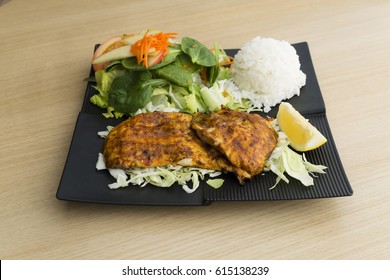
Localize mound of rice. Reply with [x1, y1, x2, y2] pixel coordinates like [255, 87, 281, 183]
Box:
[225, 36, 306, 112]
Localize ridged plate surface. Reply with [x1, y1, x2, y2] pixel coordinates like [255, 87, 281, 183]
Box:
[57, 43, 352, 205]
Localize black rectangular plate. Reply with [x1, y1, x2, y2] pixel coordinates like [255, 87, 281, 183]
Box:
[56, 42, 352, 205]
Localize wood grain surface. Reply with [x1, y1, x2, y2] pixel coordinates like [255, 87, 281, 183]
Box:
[1, 0, 389, 259]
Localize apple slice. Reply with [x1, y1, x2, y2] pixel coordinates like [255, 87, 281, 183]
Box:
[92, 45, 134, 65]
[92, 36, 125, 71]
[93, 36, 123, 57]
[122, 29, 161, 45]
[92, 30, 166, 71]
[93, 45, 164, 66]
[147, 49, 167, 67]
[122, 34, 144, 45]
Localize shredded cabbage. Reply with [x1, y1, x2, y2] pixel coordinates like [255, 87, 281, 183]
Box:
[206, 179, 224, 189]
[96, 153, 222, 193]
[265, 119, 327, 189]
[200, 80, 231, 111]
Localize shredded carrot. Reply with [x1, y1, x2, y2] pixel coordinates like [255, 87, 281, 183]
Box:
[130, 31, 177, 68]
[211, 47, 234, 72]
[220, 55, 234, 72]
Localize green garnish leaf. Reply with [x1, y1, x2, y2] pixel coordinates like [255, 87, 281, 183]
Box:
[108, 72, 168, 114]
[153, 64, 193, 87]
[181, 37, 217, 67]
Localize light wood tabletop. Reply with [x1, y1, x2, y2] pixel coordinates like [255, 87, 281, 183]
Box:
[1, 0, 389, 260]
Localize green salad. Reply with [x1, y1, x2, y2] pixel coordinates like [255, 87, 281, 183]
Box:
[89, 33, 251, 118]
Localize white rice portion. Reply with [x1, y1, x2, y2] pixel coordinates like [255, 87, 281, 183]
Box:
[226, 36, 306, 112]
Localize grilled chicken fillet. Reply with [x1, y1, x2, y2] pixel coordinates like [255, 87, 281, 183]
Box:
[103, 111, 236, 172]
[191, 108, 278, 183]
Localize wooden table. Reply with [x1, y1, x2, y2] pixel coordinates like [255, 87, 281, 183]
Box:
[1, 0, 389, 259]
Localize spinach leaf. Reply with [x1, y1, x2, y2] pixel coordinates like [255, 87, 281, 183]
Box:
[207, 43, 221, 85]
[108, 72, 168, 114]
[181, 37, 217, 67]
[121, 57, 147, 71]
[175, 53, 202, 74]
[158, 43, 182, 66]
[207, 65, 220, 86]
[153, 64, 193, 87]
[105, 60, 123, 72]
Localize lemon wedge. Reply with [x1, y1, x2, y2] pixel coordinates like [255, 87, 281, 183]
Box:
[276, 102, 327, 152]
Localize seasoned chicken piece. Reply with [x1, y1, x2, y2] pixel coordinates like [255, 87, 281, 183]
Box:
[103, 111, 236, 172]
[191, 108, 278, 183]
